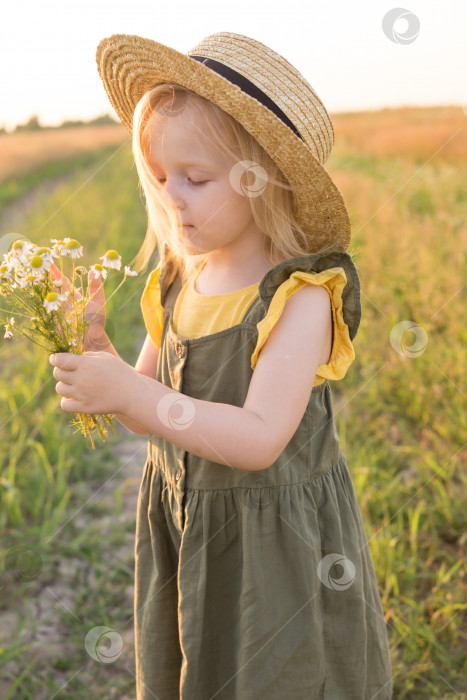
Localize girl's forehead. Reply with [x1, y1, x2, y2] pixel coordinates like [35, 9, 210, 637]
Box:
[146, 114, 228, 167]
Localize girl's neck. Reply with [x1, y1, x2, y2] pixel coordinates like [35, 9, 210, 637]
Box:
[195, 255, 274, 295]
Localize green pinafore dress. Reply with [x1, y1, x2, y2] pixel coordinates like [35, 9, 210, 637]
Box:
[134, 250, 394, 700]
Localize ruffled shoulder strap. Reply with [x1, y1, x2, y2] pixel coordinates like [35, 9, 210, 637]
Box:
[243, 249, 362, 341]
[158, 246, 183, 309]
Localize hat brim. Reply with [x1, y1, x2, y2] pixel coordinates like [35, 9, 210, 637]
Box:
[96, 34, 351, 252]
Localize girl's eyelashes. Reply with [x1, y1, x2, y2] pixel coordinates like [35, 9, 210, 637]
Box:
[156, 177, 208, 187]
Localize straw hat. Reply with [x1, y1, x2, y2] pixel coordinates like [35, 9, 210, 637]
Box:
[96, 32, 351, 252]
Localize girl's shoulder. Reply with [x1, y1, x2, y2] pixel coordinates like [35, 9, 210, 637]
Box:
[257, 249, 361, 337]
[250, 249, 362, 384]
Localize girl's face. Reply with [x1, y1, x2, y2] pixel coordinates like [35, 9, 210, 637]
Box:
[146, 109, 268, 262]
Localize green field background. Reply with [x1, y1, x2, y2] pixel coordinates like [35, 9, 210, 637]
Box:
[0, 114, 465, 698]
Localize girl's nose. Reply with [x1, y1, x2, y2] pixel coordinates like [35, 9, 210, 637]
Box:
[163, 179, 185, 209]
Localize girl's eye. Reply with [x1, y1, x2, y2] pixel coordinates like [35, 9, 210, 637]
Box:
[156, 177, 208, 186]
[188, 178, 208, 186]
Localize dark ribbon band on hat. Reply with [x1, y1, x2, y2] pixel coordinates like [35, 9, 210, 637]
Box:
[188, 54, 304, 142]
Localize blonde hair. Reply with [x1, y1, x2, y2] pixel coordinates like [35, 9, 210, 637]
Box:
[129, 83, 315, 284]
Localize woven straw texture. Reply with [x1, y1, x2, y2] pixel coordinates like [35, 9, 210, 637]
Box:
[96, 32, 351, 251]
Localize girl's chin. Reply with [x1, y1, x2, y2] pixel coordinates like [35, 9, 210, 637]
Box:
[180, 234, 210, 255]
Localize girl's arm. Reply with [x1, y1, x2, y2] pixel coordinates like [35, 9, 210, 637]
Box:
[121, 285, 332, 470]
[100, 332, 157, 435]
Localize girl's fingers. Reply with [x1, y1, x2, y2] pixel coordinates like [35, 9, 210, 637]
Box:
[49, 261, 85, 305]
[49, 261, 74, 293]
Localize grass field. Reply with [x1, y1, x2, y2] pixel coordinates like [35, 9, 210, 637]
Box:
[0, 125, 128, 181]
[0, 110, 466, 698]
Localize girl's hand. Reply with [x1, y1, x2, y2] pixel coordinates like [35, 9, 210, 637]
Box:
[48, 261, 108, 351]
[49, 350, 137, 415]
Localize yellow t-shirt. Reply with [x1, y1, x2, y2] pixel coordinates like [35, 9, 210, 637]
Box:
[140, 260, 356, 387]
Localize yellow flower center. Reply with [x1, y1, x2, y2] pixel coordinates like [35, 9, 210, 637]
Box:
[12, 240, 25, 251]
[45, 292, 58, 302]
[65, 239, 81, 250]
[30, 255, 45, 269]
[36, 247, 51, 256]
[94, 264, 104, 271]
[104, 250, 119, 260]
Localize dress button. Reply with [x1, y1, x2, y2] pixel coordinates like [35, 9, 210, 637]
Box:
[175, 469, 182, 481]
[176, 343, 184, 358]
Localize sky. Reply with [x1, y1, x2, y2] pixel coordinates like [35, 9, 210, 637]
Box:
[1, 0, 466, 131]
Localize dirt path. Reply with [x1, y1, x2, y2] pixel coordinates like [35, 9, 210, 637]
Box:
[0, 174, 149, 698]
[0, 171, 79, 234]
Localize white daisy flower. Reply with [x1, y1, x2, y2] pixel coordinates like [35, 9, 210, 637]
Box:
[65, 287, 82, 297]
[124, 265, 138, 277]
[4, 317, 15, 339]
[2, 251, 19, 270]
[100, 249, 122, 270]
[53, 279, 63, 288]
[17, 274, 41, 287]
[27, 253, 51, 276]
[10, 239, 32, 255]
[8, 240, 33, 268]
[62, 239, 83, 259]
[89, 263, 108, 280]
[43, 291, 68, 313]
[68, 339, 77, 347]
[50, 239, 68, 257]
[35, 246, 53, 263]
[0, 264, 12, 280]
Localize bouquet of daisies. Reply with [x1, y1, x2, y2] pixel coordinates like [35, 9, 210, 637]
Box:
[0, 237, 137, 448]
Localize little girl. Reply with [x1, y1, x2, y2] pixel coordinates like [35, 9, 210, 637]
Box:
[50, 32, 393, 699]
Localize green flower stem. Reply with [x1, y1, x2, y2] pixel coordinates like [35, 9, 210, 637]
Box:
[79, 275, 86, 332]
[106, 414, 119, 436]
[2, 286, 37, 314]
[12, 326, 57, 352]
[71, 258, 75, 305]
[85, 274, 129, 325]
[0, 306, 36, 319]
